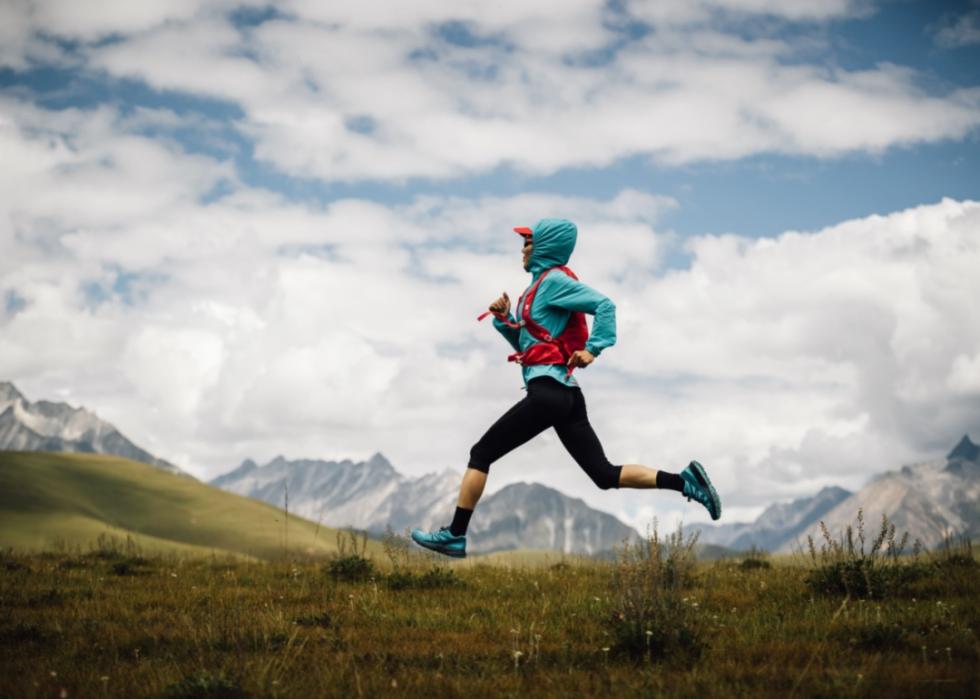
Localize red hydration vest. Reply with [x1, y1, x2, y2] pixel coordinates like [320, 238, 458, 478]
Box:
[478, 266, 590, 376]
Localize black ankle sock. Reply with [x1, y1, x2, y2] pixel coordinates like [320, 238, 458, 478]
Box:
[449, 506, 473, 536]
[656, 471, 685, 493]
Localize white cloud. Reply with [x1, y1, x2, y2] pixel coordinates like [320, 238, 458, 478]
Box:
[948, 352, 980, 395]
[1, 95, 977, 522]
[626, 0, 867, 25]
[0, 2, 964, 181]
[933, 9, 980, 49]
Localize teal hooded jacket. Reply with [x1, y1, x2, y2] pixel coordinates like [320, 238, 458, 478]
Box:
[492, 218, 616, 388]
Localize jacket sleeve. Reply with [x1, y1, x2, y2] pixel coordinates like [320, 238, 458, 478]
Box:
[492, 314, 522, 352]
[542, 274, 617, 356]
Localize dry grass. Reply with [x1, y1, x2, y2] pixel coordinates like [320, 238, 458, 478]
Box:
[1, 527, 977, 698]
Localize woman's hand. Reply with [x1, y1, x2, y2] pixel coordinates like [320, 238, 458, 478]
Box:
[567, 349, 595, 369]
[489, 291, 511, 316]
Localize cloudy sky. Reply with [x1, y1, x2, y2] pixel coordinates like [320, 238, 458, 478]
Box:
[2, 0, 979, 531]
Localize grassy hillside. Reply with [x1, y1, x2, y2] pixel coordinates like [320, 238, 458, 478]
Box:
[0, 451, 384, 560]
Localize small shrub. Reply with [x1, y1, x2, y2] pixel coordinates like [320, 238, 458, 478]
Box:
[806, 510, 927, 599]
[739, 548, 772, 570]
[111, 557, 150, 576]
[57, 557, 88, 570]
[385, 570, 416, 590]
[27, 588, 65, 607]
[0, 550, 28, 572]
[933, 534, 976, 570]
[418, 566, 459, 589]
[327, 529, 374, 581]
[0, 622, 49, 645]
[836, 621, 909, 651]
[606, 524, 705, 663]
[295, 611, 333, 628]
[86, 533, 145, 561]
[164, 671, 248, 699]
[385, 566, 459, 591]
[327, 555, 374, 582]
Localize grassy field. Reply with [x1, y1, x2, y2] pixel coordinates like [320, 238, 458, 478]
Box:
[1, 525, 977, 698]
[0, 451, 385, 560]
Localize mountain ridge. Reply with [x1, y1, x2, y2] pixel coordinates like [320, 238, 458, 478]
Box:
[0, 381, 184, 476]
[210, 454, 640, 555]
[693, 435, 979, 553]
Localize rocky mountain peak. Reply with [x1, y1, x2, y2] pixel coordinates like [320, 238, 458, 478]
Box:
[0, 381, 25, 403]
[0, 380, 182, 475]
[365, 451, 393, 470]
[947, 434, 979, 463]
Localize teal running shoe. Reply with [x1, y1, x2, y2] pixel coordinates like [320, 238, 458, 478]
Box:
[410, 526, 467, 558]
[681, 461, 722, 521]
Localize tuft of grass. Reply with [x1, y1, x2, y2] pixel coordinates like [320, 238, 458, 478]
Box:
[164, 671, 248, 699]
[933, 534, 977, 570]
[385, 566, 459, 591]
[326, 529, 374, 582]
[294, 611, 333, 628]
[607, 523, 706, 663]
[739, 546, 772, 570]
[806, 510, 928, 599]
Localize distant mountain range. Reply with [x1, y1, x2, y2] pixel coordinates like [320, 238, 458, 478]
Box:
[0, 381, 183, 475]
[4, 378, 977, 556]
[211, 454, 640, 555]
[693, 435, 980, 553]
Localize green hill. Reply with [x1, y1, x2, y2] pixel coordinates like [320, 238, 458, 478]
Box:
[0, 451, 383, 560]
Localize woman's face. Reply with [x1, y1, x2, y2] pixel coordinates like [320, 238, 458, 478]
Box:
[521, 236, 533, 271]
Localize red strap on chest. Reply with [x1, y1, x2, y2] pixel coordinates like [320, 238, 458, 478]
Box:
[478, 266, 588, 376]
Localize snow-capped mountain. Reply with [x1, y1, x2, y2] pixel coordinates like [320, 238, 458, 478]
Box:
[694, 435, 980, 553]
[211, 454, 640, 555]
[0, 381, 183, 475]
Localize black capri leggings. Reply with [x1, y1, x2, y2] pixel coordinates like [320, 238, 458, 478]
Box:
[468, 376, 622, 490]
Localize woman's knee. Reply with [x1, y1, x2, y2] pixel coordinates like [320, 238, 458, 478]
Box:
[583, 462, 621, 490]
[468, 444, 492, 474]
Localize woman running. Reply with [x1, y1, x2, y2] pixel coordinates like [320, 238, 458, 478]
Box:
[411, 218, 721, 558]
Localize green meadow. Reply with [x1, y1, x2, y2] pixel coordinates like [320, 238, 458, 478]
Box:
[1, 452, 978, 697]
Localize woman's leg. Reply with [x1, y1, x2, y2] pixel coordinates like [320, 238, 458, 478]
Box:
[457, 467, 487, 509]
[449, 378, 573, 533]
[554, 389, 685, 491]
[553, 389, 622, 490]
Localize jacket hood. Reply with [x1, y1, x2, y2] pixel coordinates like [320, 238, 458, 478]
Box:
[529, 218, 577, 275]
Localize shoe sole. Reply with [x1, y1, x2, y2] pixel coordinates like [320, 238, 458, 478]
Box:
[689, 460, 722, 521]
[411, 534, 466, 559]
